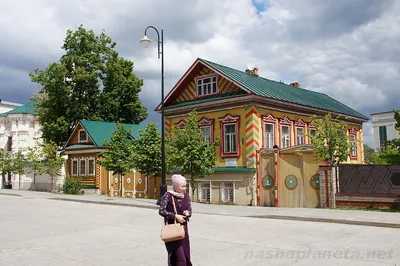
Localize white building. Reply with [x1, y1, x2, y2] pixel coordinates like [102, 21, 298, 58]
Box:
[0, 99, 21, 114]
[370, 110, 400, 151]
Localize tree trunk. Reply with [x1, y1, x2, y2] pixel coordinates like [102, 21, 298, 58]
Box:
[154, 175, 157, 199]
[33, 172, 36, 191]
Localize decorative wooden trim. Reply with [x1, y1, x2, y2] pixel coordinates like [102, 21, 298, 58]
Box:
[219, 114, 240, 158]
[280, 116, 292, 125]
[174, 120, 185, 129]
[349, 128, 358, 160]
[294, 119, 306, 145]
[262, 114, 276, 123]
[295, 118, 306, 126]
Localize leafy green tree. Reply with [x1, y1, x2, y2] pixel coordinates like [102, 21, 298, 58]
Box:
[167, 110, 216, 196]
[0, 150, 14, 188]
[30, 25, 147, 147]
[309, 113, 351, 167]
[363, 144, 376, 164]
[42, 141, 65, 192]
[26, 141, 44, 190]
[132, 123, 162, 198]
[97, 124, 135, 196]
[12, 151, 26, 190]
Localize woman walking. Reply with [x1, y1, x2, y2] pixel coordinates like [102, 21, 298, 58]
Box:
[159, 174, 193, 266]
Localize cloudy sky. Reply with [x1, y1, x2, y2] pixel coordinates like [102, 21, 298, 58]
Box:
[1, 0, 399, 148]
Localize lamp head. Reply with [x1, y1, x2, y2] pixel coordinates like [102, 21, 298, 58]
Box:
[139, 35, 151, 48]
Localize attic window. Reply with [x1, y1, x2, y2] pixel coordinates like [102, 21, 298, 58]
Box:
[78, 129, 88, 143]
[197, 75, 218, 96]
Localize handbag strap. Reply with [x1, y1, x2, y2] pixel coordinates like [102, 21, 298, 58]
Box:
[171, 194, 178, 224]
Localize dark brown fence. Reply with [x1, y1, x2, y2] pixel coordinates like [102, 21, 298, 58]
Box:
[338, 164, 400, 195]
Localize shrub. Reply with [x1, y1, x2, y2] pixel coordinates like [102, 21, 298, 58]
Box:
[61, 176, 84, 195]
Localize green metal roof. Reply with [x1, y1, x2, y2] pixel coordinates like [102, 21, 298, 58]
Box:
[167, 90, 248, 108]
[199, 59, 368, 120]
[65, 144, 98, 150]
[79, 120, 147, 147]
[172, 167, 256, 173]
[1, 101, 37, 116]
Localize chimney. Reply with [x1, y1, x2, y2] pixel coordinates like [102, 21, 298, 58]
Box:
[245, 67, 259, 76]
[290, 82, 300, 88]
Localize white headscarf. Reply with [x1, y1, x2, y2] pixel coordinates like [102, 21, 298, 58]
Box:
[168, 174, 186, 198]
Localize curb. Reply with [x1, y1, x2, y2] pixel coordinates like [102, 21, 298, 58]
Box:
[0, 192, 22, 197]
[247, 215, 400, 229]
[48, 197, 159, 210]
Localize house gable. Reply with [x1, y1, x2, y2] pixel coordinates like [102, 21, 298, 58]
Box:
[66, 123, 95, 147]
[157, 58, 250, 111]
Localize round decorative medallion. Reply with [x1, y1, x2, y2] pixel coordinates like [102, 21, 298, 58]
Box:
[126, 178, 131, 184]
[138, 193, 142, 197]
[138, 178, 143, 184]
[262, 175, 274, 189]
[310, 174, 320, 189]
[285, 175, 298, 190]
[114, 177, 118, 183]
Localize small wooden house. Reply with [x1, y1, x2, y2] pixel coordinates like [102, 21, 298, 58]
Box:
[64, 120, 161, 198]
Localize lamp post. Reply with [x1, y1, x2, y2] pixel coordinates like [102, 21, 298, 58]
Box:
[139, 26, 167, 202]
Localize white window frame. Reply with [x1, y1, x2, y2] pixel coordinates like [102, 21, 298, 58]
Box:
[281, 125, 290, 149]
[220, 181, 235, 204]
[87, 157, 96, 177]
[79, 158, 87, 176]
[198, 181, 211, 203]
[350, 134, 357, 158]
[296, 127, 305, 145]
[78, 129, 88, 143]
[200, 125, 212, 144]
[72, 158, 78, 176]
[197, 75, 218, 97]
[263, 123, 274, 149]
[223, 123, 237, 154]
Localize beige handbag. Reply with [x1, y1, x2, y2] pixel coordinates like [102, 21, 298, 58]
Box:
[160, 195, 185, 242]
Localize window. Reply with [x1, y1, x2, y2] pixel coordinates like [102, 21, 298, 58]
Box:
[79, 158, 86, 176]
[264, 123, 274, 149]
[200, 126, 212, 144]
[309, 128, 317, 138]
[281, 126, 290, 148]
[224, 124, 237, 153]
[220, 114, 240, 157]
[220, 182, 234, 203]
[349, 128, 357, 159]
[197, 75, 218, 96]
[78, 129, 88, 143]
[296, 127, 305, 145]
[198, 182, 211, 202]
[18, 132, 28, 148]
[199, 118, 214, 144]
[379, 126, 387, 150]
[88, 158, 95, 176]
[72, 159, 78, 176]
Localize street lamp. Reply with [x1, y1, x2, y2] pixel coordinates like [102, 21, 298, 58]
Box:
[140, 26, 167, 203]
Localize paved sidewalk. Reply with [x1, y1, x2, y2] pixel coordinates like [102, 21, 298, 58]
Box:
[1, 189, 399, 228]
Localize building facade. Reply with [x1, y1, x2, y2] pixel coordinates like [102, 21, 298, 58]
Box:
[157, 58, 369, 206]
[370, 111, 400, 151]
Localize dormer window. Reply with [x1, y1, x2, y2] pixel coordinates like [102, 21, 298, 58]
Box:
[197, 75, 218, 96]
[78, 129, 88, 143]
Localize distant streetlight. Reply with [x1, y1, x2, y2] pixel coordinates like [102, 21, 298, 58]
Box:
[139, 26, 166, 202]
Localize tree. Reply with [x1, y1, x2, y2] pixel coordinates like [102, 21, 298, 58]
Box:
[26, 141, 44, 190]
[0, 150, 14, 188]
[11, 151, 26, 190]
[30, 25, 147, 147]
[167, 110, 216, 197]
[97, 124, 135, 197]
[42, 141, 65, 192]
[363, 144, 376, 164]
[132, 123, 162, 198]
[309, 113, 350, 167]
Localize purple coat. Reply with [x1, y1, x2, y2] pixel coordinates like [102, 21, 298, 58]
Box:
[159, 192, 192, 266]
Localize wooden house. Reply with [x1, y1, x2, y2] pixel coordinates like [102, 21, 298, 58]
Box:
[64, 120, 161, 198]
[156, 58, 369, 206]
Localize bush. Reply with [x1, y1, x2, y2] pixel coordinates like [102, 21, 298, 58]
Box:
[61, 176, 84, 195]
